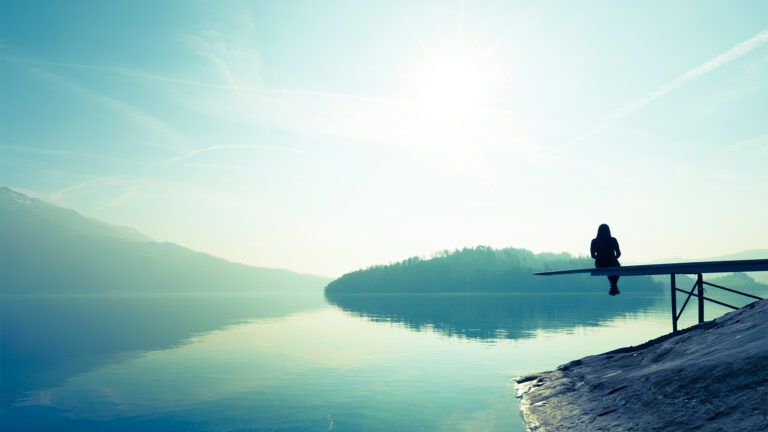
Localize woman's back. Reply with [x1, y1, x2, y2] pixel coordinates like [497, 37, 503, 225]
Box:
[591, 237, 620, 266]
[592, 223, 621, 295]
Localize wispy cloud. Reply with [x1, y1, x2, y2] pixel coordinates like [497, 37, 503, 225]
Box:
[49, 177, 105, 205]
[1, 143, 106, 159]
[184, 0, 264, 99]
[5, 59, 235, 89]
[2, 55, 191, 153]
[561, 30, 768, 151]
[4, 18, 532, 177]
[2, 56, 406, 106]
[166, 143, 333, 172]
[96, 184, 141, 210]
[722, 133, 768, 155]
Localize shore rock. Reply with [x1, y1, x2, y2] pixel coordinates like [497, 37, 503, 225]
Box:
[516, 299, 768, 431]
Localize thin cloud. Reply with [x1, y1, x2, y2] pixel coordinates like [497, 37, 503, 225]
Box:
[8, 57, 407, 107]
[4, 38, 531, 175]
[96, 185, 141, 211]
[722, 133, 768, 155]
[185, 31, 252, 92]
[166, 143, 333, 172]
[561, 30, 768, 151]
[50, 178, 104, 205]
[165, 144, 244, 165]
[2, 56, 191, 153]
[7, 59, 234, 89]
[184, 1, 264, 98]
[6, 55, 511, 175]
[0, 143, 118, 161]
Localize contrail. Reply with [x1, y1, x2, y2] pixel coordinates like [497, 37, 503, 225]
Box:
[16, 64, 191, 152]
[166, 143, 333, 172]
[560, 30, 768, 151]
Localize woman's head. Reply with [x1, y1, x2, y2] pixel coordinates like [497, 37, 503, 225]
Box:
[597, 223, 611, 239]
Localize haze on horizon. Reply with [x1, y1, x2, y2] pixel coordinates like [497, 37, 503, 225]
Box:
[1, 0, 766, 277]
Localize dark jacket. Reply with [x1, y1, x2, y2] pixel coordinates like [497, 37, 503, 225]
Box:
[591, 237, 621, 267]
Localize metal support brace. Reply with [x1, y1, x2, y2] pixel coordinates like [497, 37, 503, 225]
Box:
[697, 273, 704, 324]
[670, 274, 677, 333]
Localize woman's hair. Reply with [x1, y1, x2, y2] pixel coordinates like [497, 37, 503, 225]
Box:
[596, 223, 611, 239]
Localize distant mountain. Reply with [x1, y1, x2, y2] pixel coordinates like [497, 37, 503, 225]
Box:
[1, 187, 151, 242]
[652, 249, 768, 284]
[705, 251, 768, 284]
[703, 249, 768, 261]
[0, 187, 329, 294]
[652, 249, 768, 264]
[325, 246, 662, 295]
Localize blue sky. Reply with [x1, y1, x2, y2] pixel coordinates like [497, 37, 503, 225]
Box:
[1, 0, 767, 276]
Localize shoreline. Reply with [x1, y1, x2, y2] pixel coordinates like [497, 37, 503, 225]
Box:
[515, 299, 768, 431]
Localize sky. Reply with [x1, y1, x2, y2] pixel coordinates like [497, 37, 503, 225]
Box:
[1, 0, 767, 277]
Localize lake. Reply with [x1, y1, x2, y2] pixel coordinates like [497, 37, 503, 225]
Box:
[0, 290, 738, 431]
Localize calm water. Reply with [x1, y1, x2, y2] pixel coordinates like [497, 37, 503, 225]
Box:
[1, 290, 739, 431]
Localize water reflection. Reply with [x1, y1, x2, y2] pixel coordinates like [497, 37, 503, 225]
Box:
[326, 292, 666, 340]
[1, 291, 682, 432]
[0, 293, 325, 405]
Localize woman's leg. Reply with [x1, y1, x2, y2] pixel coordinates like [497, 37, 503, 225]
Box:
[608, 275, 620, 295]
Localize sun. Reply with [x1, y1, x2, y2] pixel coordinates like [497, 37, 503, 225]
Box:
[408, 46, 507, 116]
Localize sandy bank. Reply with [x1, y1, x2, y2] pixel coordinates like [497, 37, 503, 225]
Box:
[516, 299, 768, 431]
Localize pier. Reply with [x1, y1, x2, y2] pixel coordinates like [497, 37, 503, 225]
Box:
[535, 259, 768, 332]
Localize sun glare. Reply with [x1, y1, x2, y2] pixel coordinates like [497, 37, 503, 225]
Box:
[409, 48, 506, 116]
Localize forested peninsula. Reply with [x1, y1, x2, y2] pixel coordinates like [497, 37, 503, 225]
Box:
[325, 246, 660, 294]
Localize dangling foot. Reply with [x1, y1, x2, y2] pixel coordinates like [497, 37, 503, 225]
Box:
[609, 286, 620, 296]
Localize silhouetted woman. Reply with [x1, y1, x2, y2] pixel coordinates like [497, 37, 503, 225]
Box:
[591, 224, 621, 295]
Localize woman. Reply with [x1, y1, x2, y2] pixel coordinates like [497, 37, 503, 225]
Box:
[590, 224, 621, 296]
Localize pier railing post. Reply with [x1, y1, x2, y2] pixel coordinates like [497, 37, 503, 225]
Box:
[671, 273, 677, 333]
[697, 273, 704, 324]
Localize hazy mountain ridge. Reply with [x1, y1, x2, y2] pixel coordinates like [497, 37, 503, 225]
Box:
[650, 249, 768, 284]
[0, 188, 329, 294]
[1, 187, 151, 243]
[654, 249, 768, 263]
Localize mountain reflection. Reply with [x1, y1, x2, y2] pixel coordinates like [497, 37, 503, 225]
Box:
[326, 292, 664, 340]
[0, 294, 324, 405]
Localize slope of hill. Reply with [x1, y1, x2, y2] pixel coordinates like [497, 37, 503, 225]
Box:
[516, 299, 768, 431]
[0, 187, 329, 294]
[1, 187, 151, 242]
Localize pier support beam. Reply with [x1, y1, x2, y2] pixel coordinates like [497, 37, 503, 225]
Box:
[671, 274, 677, 333]
[697, 273, 704, 324]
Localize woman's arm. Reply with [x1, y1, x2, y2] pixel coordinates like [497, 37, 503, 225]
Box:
[590, 239, 598, 259]
[613, 238, 621, 259]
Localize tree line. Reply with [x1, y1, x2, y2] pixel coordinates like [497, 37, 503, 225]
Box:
[326, 246, 662, 294]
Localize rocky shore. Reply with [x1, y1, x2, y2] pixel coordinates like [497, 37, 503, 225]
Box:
[516, 299, 768, 432]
